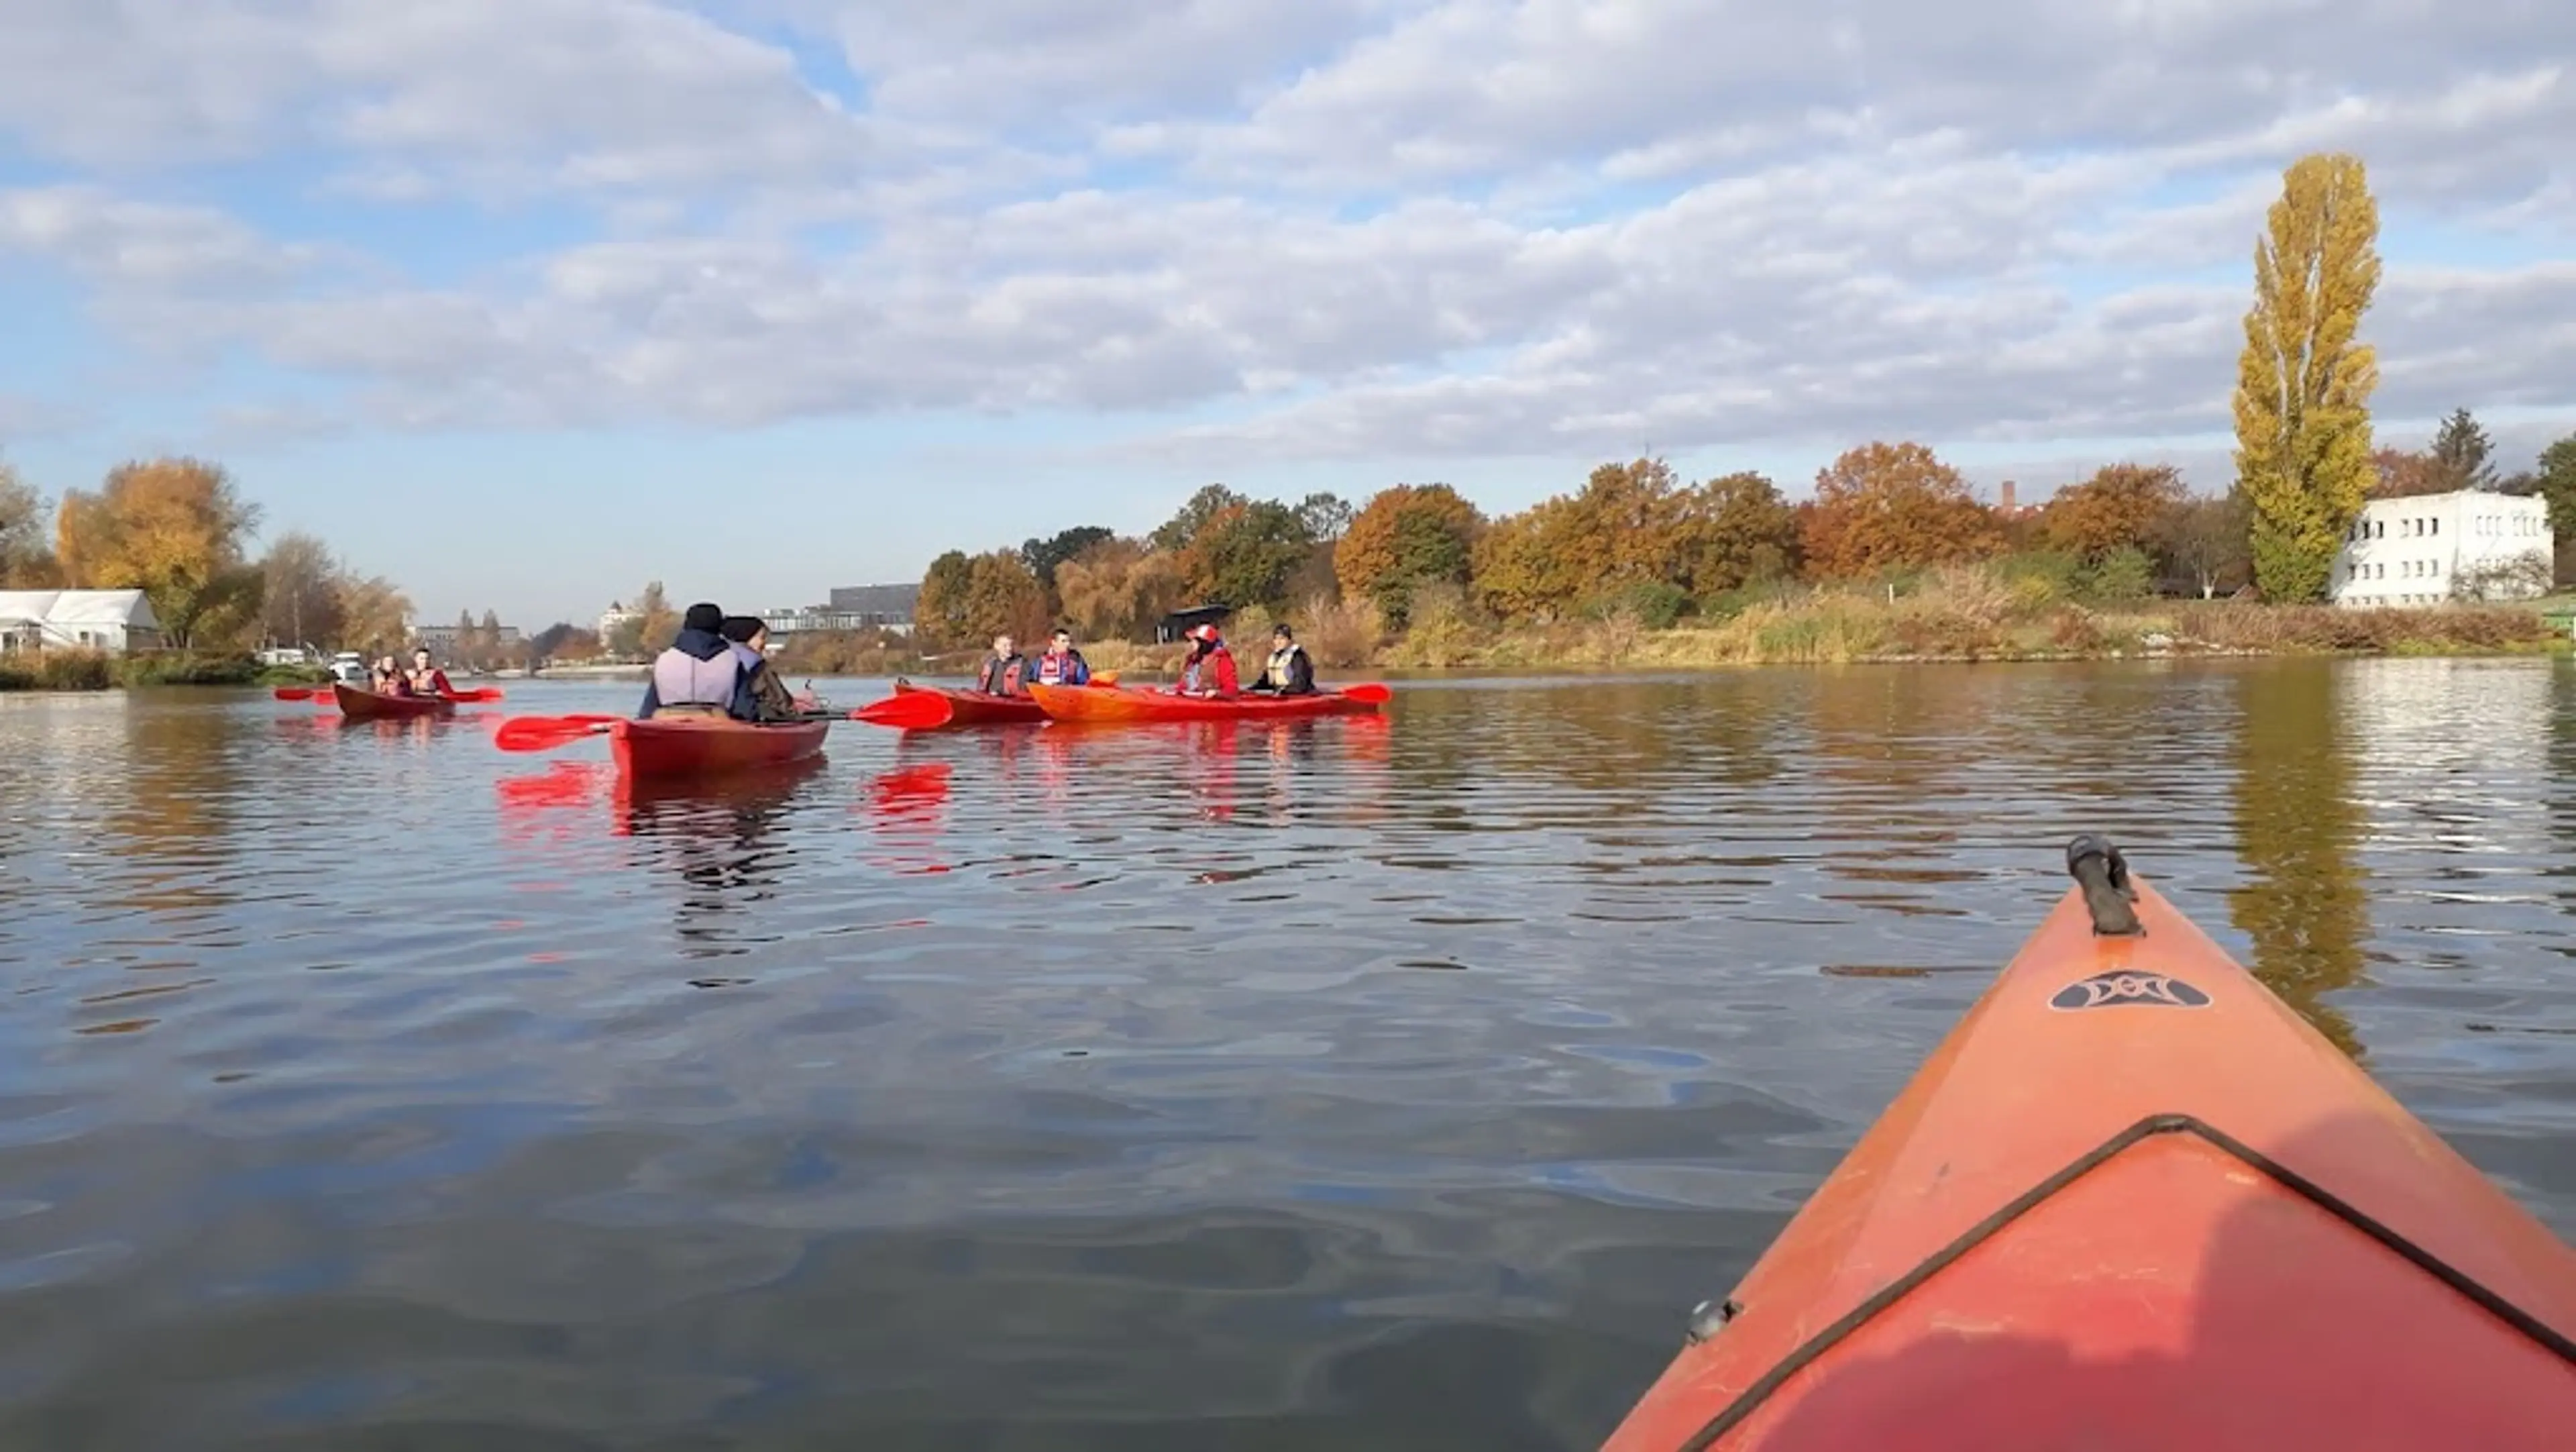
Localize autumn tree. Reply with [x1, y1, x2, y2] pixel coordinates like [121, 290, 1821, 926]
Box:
[1468, 501, 1572, 621]
[1056, 536, 1185, 641]
[259, 531, 345, 649]
[1674, 471, 1799, 595]
[0, 464, 60, 587]
[2233, 152, 2381, 601]
[337, 574, 413, 652]
[529, 623, 602, 664]
[1181, 500, 1313, 610]
[632, 581, 678, 654]
[56, 456, 266, 648]
[2041, 464, 2187, 561]
[1335, 483, 1483, 623]
[916, 550, 976, 649]
[2157, 490, 2255, 599]
[2429, 407, 2496, 491]
[2369, 448, 2455, 499]
[1151, 484, 1248, 554]
[1021, 525, 1116, 592]
[1800, 442, 2003, 579]
[957, 550, 1051, 644]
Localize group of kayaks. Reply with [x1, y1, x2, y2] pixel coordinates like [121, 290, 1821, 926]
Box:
[851, 678, 1391, 731]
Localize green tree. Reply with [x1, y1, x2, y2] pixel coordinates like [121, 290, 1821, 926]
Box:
[1296, 492, 1354, 541]
[1181, 500, 1313, 610]
[0, 464, 60, 587]
[916, 550, 975, 649]
[2533, 432, 2576, 578]
[1675, 470, 1799, 595]
[1020, 525, 1116, 591]
[1151, 484, 1248, 555]
[2428, 406, 2496, 491]
[2232, 152, 2381, 601]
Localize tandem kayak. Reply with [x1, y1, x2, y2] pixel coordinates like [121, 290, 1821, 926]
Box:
[607, 715, 827, 780]
[1026, 682, 1388, 723]
[332, 682, 455, 719]
[894, 680, 1046, 725]
[1603, 835, 2576, 1451]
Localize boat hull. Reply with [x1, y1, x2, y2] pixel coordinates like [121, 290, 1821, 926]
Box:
[1026, 682, 1383, 723]
[1601, 842, 2576, 1451]
[332, 682, 454, 719]
[609, 716, 828, 780]
[894, 680, 1046, 725]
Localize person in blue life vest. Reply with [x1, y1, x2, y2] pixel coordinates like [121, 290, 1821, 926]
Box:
[975, 633, 1028, 696]
[637, 602, 758, 720]
[718, 615, 815, 722]
[1028, 627, 1091, 686]
[1244, 622, 1316, 695]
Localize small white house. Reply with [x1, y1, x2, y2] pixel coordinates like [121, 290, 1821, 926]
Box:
[0, 589, 164, 652]
[2329, 490, 2552, 607]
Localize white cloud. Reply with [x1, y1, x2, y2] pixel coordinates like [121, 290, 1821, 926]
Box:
[0, 0, 2570, 485]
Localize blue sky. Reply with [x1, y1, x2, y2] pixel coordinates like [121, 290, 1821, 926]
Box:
[3, 1, 2571, 629]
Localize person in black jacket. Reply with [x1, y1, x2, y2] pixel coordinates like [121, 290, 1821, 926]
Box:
[1246, 623, 1316, 694]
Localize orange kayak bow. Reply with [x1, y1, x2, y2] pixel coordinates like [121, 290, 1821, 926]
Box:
[1604, 835, 2576, 1451]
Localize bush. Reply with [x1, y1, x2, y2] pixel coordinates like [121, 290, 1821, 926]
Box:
[117, 653, 261, 686]
[1589, 578, 1692, 631]
[1293, 592, 1383, 669]
[2078, 547, 2155, 605]
[1385, 581, 1480, 667]
[0, 648, 113, 691]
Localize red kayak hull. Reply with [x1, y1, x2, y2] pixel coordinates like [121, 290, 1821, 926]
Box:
[1026, 682, 1384, 723]
[894, 680, 1046, 725]
[608, 716, 827, 780]
[333, 682, 455, 719]
[1601, 855, 2576, 1451]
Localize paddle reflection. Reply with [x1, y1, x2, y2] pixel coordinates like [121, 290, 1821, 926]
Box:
[861, 758, 955, 876]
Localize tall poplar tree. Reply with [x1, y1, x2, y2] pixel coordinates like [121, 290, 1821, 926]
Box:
[2231, 152, 2382, 601]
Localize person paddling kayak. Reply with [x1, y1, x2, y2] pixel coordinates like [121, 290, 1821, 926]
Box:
[402, 645, 455, 698]
[718, 615, 815, 723]
[1030, 627, 1090, 686]
[1244, 623, 1315, 695]
[1177, 623, 1240, 698]
[975, 634, 1028, 696]
[639, 602, 756, 720]
[370, 654, 408, 694]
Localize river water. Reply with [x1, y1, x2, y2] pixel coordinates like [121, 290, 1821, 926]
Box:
[1, 659, 2571, 1449]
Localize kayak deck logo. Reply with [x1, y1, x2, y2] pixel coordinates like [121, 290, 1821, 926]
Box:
[2049, 970, 2212, 1010]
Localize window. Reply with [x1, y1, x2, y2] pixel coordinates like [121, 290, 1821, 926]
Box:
[2430, 517, 2438, 535]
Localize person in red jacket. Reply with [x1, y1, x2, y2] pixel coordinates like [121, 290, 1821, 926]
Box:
[1177, 623, 1239, 698]
[402, 645, 455, 697]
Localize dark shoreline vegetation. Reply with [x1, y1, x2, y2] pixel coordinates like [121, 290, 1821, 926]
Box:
[0, 649, 327, 692]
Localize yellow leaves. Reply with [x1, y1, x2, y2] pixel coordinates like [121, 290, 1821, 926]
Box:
[55, 456, 264, 647]
[2234, 152, 2382, 601]
[1334, 483, 1483, 620]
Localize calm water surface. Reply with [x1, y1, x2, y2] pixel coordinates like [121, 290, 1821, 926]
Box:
[3, 660, 2572, 1449]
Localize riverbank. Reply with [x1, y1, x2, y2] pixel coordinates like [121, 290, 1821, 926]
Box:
[0, 650, 323, 692]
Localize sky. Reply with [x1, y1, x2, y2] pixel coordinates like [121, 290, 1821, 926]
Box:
[1, 1, 2571, 629]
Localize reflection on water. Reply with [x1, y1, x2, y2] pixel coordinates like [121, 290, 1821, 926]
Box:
[1, 662, 2571, 1449]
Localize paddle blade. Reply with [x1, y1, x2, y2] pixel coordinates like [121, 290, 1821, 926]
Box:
[1091, 670, 1120, 687]
[492, 714, 621, 752]
[1340, 683, 1392, 704]
[444, 686, 504, 703]
[272, 686, 321, 701]
[851, 692, 954, 730]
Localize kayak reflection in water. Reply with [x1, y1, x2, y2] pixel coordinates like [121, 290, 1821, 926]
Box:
[974, 633, 1028, 696]
[1244, 622, 1316, 696]
[719, 615, 816, 723]
[639, 601, 759, 721]
[1175, 622, 1240, 698]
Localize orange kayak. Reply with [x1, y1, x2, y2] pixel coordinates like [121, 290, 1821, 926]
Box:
[333, 682, 455, 719]
[1026, 681, 1387, 723]
[1605, 835, 2576, 1451]
[608, 715, 826, 780]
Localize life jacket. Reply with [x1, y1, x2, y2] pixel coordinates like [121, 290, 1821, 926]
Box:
[651, 631, 744, 711]
[977, 653, 1026, 695]
[1261, 643, 1307, 688]
[1032, 648, 1083, 685]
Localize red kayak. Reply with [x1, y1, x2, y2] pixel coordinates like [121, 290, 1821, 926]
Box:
[608, 715, 827, 780]
[894, 680, 1046, 725]
[1026, 681, 1388, 723]
[1602, 835, 2576, 1451]
[333, 682, 455, 719]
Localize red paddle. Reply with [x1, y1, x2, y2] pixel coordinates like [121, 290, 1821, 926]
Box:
[493, 714, 625, 751]
[1339, 683, 1392, 703]
[443, 686, 506, 703]
[851, 692, 955, 730]
[273, 686, 323, 701]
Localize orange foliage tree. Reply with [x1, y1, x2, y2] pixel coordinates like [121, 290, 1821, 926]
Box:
[1674, 471, 1800, 594]
[1800, 442, 2003, 579]
[2039, 463, 2187, 560]
[55, 456, 265, 647]
[1055, 537, 1186, 641]
[1334, 483, 1484, 623]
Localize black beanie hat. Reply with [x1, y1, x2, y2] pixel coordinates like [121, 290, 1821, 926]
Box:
[682, 602, 724, 633]
[719, 615, 763, 643]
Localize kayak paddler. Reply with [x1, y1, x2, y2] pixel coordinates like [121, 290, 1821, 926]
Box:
[974, 633, 1028, 696]
[402, 645, 455, 698]
[1177, 622, 1240, 698]
[719, 615, 815, 723]
[638, 601, 756, 720]
[1244, 623, 1315, 696]
[370, 654, 407, 694]
[1030, 627, 1090, 686]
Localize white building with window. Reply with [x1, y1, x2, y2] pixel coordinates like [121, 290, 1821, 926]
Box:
[0, 589, 164, 652]
[2328, 490, 2551, 607]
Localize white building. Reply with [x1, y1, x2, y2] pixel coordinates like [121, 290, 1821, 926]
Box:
[597, 601, 642, 641]
[0, 589, 164, 652]
[2328, 490, 2551, 607]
